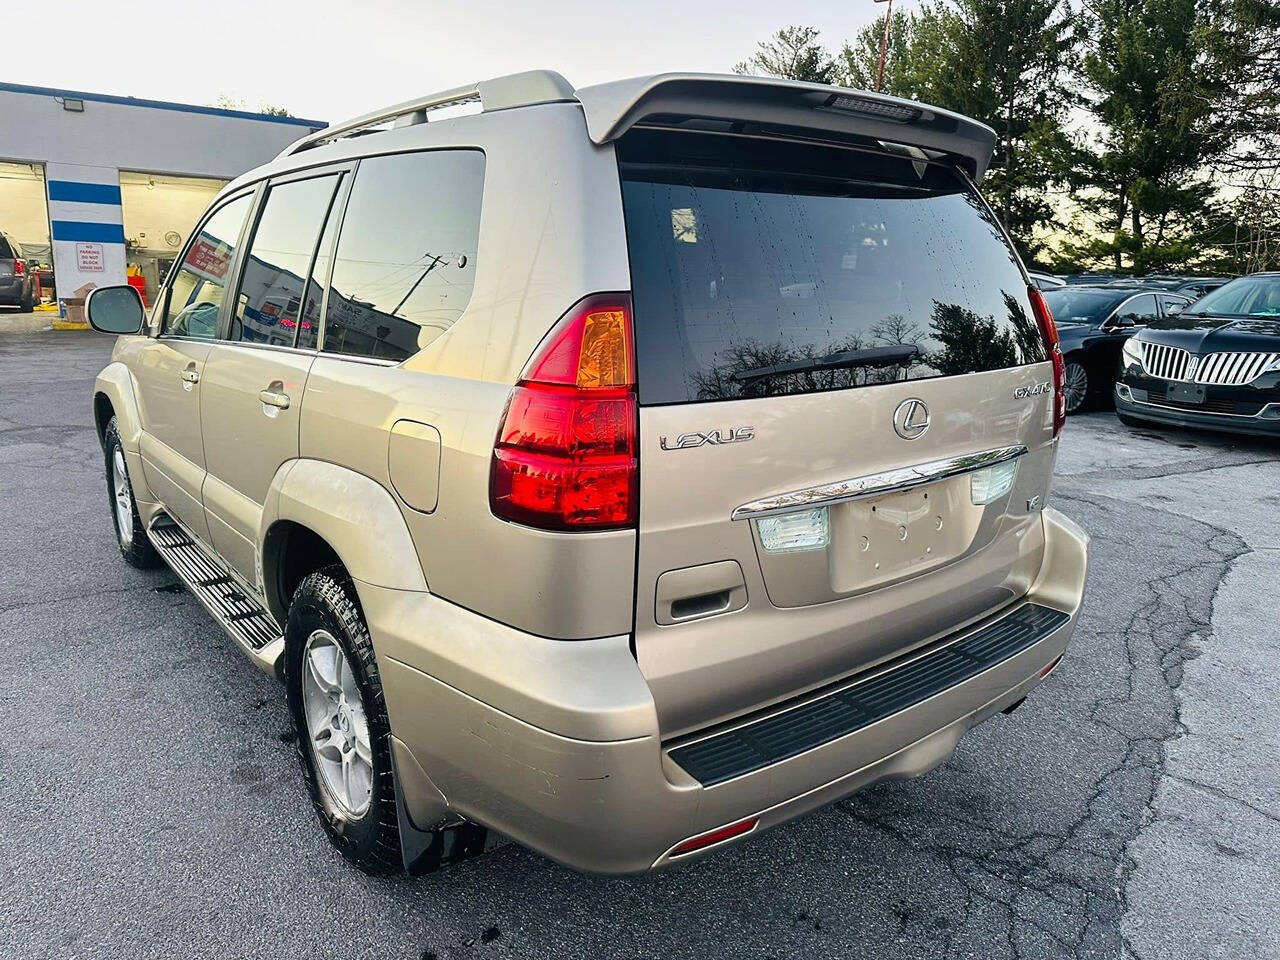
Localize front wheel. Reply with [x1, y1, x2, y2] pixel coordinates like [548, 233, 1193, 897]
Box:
[285, 568, 402, 874]
[1064, 360, 1090, 414]
[103, 417, 159, 568]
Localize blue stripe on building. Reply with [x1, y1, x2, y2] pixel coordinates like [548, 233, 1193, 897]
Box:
[47, 180, 123, 205]
[50, 220, 127, 244]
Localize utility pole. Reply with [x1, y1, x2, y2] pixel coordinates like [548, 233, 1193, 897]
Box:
[875, 0, 893, 93]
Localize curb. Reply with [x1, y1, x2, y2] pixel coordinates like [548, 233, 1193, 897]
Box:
[0, 314, 55, 334]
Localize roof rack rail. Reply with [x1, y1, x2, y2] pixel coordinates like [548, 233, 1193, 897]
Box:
[278, 69, 575, 158]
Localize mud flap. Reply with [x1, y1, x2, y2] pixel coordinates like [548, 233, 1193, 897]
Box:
[391, 753, 499, 875]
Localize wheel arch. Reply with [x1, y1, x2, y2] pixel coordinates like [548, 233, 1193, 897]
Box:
[94, 363, 155, 503]
[260, 459, 428, 625]
[93, 362, 142, 448]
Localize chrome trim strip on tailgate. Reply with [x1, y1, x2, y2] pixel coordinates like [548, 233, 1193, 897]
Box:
[730, 444, 1027, 521]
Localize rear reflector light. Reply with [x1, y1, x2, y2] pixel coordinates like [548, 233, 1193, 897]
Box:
[490, 294, 638, 531]
[670, 816, 759, 857]
[1029, 285, 1066, 436]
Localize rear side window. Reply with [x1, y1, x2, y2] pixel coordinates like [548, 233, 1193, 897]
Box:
[618, 132, 1045, 405]
[322, 150, 484, 361]
[230, 174, 341, 346]
[0, 235, 13, 259]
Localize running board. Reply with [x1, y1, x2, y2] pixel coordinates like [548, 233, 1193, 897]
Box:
[147, 517, 284, 674]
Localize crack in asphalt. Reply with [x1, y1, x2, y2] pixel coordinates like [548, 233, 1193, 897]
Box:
[829, 477, 1246, 960]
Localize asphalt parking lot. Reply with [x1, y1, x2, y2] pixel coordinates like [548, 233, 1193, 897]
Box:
[2, 331, 1277, 960]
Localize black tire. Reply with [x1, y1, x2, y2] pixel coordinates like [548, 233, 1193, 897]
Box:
[19, 289, 34, 312]
[1064, 359, 1091, 415]
[103, 417, 159, 568]
[285, 568, 402, 875]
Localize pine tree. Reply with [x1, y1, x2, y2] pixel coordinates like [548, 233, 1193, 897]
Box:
[733, 26, 836, 84]
[1072, 0, 1232, 272]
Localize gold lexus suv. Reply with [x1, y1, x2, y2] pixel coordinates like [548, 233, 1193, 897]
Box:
[88, 71, 1089, 876]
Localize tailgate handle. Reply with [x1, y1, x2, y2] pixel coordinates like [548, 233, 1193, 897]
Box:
[671, 590, 732, 621]
[656, 560, 747, 625]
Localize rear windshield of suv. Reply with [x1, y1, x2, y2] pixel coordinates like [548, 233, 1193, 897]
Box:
[618, 131, 1045, 405]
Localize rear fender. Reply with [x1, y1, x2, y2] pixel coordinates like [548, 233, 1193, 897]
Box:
[260, 458, 427, 624]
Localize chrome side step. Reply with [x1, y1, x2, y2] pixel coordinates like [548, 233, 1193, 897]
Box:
[147, 517, 284, 673]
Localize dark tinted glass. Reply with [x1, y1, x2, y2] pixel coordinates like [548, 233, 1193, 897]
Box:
[1113, 294, 1158, 326]
[618, 132, 1045, 405]
[1042, 288, 1126, 324]
[322, 150, 485, 361]
[165, 193, 252, 340]
[230, 175, 339, 346]
[0, 236, 13, 259]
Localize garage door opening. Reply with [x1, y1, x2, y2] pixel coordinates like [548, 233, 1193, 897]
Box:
[0, 159, 53, 303]
[120, 171, 227, 307]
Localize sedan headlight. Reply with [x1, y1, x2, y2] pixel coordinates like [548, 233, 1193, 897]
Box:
[1122, 337, 1144, 367]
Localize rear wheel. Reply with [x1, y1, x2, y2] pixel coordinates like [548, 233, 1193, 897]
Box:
[1064, 360, 1090, 414]
[285, 568, 402, 874]
[103, 417, 159, 568]
[19, 288, 33, 312]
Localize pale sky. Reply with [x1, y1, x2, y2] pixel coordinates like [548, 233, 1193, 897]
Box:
[19, 0, 905, 123]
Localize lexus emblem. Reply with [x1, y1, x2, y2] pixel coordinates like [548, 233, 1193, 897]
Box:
[893, 398, 930, 440]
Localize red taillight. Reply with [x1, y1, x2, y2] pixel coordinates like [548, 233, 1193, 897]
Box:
[490, 294, 638, 531]
[1029, 285, 1066, 436]
[670, 817, 759, 857]
[12, 260, 23, 276]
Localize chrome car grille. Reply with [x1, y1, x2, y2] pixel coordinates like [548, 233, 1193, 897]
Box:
[1194, 351, 1280, 386]
[1140, 342, 1192, 381]
[1140, 343, 1279, 386]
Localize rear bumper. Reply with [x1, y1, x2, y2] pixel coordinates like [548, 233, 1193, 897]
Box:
[370, 507, 1089, 874]
[0, 276, 25, 304]
[1115, 383, 1280, 437]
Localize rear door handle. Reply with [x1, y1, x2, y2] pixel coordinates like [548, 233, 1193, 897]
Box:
[259, 388, 290, 410]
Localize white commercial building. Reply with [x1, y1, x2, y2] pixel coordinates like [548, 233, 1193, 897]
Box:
[0, 82, 324, 314]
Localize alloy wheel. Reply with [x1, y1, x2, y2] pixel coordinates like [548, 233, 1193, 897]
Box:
[111, 446, 134, 548]
[300, 629, 373, 819]
[1064, 362, 1089, 414]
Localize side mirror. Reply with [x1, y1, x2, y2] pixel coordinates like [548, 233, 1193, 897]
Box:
[86, 285, 145, 335]
[1166, 302, 1185, 316]
[1109, 314, 1135, 329]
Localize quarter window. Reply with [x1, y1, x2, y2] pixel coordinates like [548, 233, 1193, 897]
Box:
[321, 150, 485, 361]
[230, 175, 341, 347]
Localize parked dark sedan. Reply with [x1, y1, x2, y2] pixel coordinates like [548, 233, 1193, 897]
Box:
[1115, 273, 1280, 437]
[1042, 284, 1191, 413]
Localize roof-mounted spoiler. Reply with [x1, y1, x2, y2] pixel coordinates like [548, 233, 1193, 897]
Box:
[573, 73, 997, 179]
[280, 70, 996, 180]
